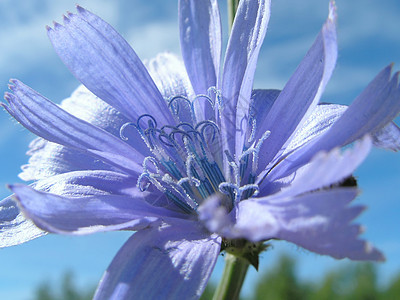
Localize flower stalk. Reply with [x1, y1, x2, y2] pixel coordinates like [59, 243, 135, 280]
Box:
[227, 0, 240, 30]
[212, 253, 250, 300]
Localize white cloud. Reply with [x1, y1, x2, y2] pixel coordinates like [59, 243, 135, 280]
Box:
[0, 0, 120, 76]
[125, 21, 180, 60]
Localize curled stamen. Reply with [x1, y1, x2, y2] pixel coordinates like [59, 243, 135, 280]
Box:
[137, 114, 157, 131]
[144, 127, 164, 149]
[170, 129, 193, 144]
[120, 122, 137, 141]
[176, 122, 195, 131]
[192, 94, 215, 110]
[239, 184, 260, 197]
[168, 95, 197, 124]
[137, 173, 152, 192]
[168, 95, 191, 115]
[177, 177, 201, 187]
[158, 132, 176, 147]
[136, 157, 163, 192]
[218, 182, 239, 195]
[142, 156, 161, 176]
[196, 120, 220, 143]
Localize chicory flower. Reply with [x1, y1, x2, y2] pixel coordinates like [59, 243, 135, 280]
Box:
[1, 0, 400, 298]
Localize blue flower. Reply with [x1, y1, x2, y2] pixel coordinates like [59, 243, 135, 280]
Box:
[1, 0, 400, 298]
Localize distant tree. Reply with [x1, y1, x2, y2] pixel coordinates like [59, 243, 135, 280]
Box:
[252, 255, 387, 300]
[350, 264, 379, 300]
[33, 258, 400, 300]
[253, 255, 312, 300]
[34, 282, 55, 300]
[33, 271, 94, 300]
[310, 271, 343, 300]
[380, 273, 400, 300]
[310, 264, 379, 300]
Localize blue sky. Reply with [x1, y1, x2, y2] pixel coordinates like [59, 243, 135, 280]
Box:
[0, 0, 399, 299]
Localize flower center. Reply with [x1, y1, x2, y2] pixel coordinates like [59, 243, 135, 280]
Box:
[120, 89, 268, 214]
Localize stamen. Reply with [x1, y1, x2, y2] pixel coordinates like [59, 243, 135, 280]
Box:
[219, 182, 239, 196]
[136, 157, 162, 191]
[137, 114, 157, 130]
[123, 87, 267, 215]
[177, 177, 201, 187]
[192, 94, 215, 110]
[239, 184, 260, 197]
[168, 95, 191, 115]
[247, 118, 257, 144]
[185, 154, 202, 186]
[162, 174, 199, 209]
[119, 122, 136, 141]
[207, 86, 222, 109]
[252, 130, 271, 173]
[196, 120, 220, 143]
[240, 130, 271, 175]
[168, 95, 197, 124]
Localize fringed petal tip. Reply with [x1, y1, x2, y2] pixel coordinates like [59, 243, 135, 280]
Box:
[76, 4, 86, 14]
[49, 21, 63, 31]
[365, 242, 386, 262]
[328, 1, 337, 22]
[7, 184, 28, 219]
[393, 70, 400, 86]
[46, 5, 87, 31]
[45, 4, 89, 33]
[3, 92, 12, 103]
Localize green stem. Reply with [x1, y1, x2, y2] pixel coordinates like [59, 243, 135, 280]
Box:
[227, 0, 240, 31]
[212, 253, 250, 300]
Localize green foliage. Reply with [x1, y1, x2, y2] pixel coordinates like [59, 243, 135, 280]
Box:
[252, 254, 398, 300]
[33, 271, 94, 300]
[253, 255, 312, 300]
[33, 257, 400, 300]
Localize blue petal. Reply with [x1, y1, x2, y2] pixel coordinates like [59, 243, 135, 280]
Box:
[20, 85, 151, 181]
[267, 136, 371, 194]
[10, 184, 185, 235]
[255, 3, 337, 173]
[372, 121, 400, 151]
[179, 0, 221, 95]
[0, 196, 45, 248]
[94, 222, 221, 300]
[32, 170, 146, 197]
[272, 65, 400, 179]
[269, 189, 384, 261]
[2, 169, 160, 246]
[281, 103, 346, 156]
[145, 53, 195, 124]
[179, 0, 221, 123]
[206, 188, 383, 261]
[220, 0, 271, 162]
[246, 89, 281, 145]
[20, 138, 114, 181]
[146, 53, 194, 99]
[3, 80, 144, 175]
[47, 6, 175, 125]
[61, 85, 130, 137]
